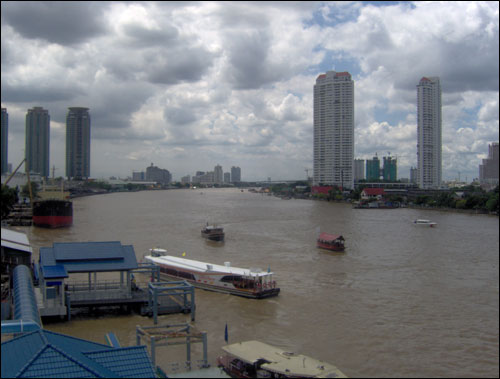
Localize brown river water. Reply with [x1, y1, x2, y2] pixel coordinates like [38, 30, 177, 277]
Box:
[17, 188, 499, 377]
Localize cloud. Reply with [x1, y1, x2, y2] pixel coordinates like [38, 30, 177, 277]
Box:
[1, 1, 498, 181]
[1, 1, 108, 45]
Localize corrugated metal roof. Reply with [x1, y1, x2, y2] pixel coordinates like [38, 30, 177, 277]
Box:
[13, 265, 41, 328]
[1, 228, 32, 254]
[1, 330, 156, 378]
[39, 242, 138, 273]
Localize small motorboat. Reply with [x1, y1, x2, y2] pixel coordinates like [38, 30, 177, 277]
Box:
[414, 219, 437, 227]
[201, 223, 225, 241]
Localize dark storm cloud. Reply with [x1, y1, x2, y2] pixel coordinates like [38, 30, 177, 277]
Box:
[1, 1, 107, 45]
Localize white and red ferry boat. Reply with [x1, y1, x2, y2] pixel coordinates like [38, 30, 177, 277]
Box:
[144, 251, 279, 299]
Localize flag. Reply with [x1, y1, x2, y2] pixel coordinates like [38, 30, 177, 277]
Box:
[224, 323, 228, 343]
[267, 265, 271, 273]
[182, 252, 186, 257]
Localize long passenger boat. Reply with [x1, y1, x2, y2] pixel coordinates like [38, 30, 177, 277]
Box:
[144, 253, 279, 299]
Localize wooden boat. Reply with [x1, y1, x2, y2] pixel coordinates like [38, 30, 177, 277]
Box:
[144, 254, 279, 299]
[201, 223, 225, 241]
[217, 340, 347, 378]
[317, 232, 345, 252]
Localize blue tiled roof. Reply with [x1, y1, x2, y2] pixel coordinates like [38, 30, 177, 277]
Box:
[1, 330, 156, 378]
[39, 242, 138, 273]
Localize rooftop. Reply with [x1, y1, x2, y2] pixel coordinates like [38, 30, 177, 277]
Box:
[1, 329, 156, 378]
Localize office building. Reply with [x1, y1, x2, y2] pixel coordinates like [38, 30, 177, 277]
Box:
[383, 156, 397, 182]
[25, 107, 50, 178]
[366, 155, 380, 181]
[224, 172, 230, 183]
[479, 142, 499, 186]
[66, 107, 91, 180]
[1, 108, 7, 175]
[417, 77, 442, 189]
[231, 166, 241, 183]
[313, 71, 354, 189]
[410, 167, 418, 184]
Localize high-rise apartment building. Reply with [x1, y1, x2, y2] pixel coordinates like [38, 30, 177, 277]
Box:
[214, 164, 223, 185]
[66, 107, 91, 180]
[366, 155, 380, 181]
[354, 159, 365, 182]
[231, 166, 241, 183]
[1, 108, 8, 175]
[313, 71, 354, 189]
[479, 142, 499, 186]
[383, 156, 397, 182]
[25, 107, 50, 178]
[417, 77, 442, 189]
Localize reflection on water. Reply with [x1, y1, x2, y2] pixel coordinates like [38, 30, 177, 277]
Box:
[18, 188, 499, 377]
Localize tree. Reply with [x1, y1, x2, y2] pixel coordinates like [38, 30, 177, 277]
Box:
[1, 185, 19, 219]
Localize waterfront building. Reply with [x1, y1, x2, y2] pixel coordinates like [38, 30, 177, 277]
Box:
[224, 172, 230, 183]
[25, 107, 50, 178]
[383, 156, 397, 182]
[1, 108, 7, 175]
[66, 107, 91, 180]
[146, 163, 171, 185]
[231, 166, 241, 183]
[417, 77, 442, 189]
[354, 159, 365, 182]
[366, 155, 381, 181]
[313, 71, 354, 189]
[479, 142, 499, 187]
[214, 164, 223, 185]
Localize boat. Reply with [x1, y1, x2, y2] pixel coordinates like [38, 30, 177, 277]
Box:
[32, 180, 72, 228]
[201, 223, 225, 241]
[217, 340, 347, 378]
[143, 254, 280, 299]
[317, 232, 345, 252]
[413, 219, 437, 227]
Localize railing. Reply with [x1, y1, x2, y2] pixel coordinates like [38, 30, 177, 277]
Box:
[66, 280, 131, 302]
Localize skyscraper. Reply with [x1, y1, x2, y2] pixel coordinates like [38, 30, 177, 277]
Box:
[1, 108, 8, 175]
[214, 164, 223, 185]
[66, 107, 91, 180]
[313, 71, 354, 189]
[366, 155, 380, 181]
[25, 107, 50, 178]
[479, 142, 499, 186]
[231, 166, 241, 183]
[383, 156, 397, 182]
[417, 77, 442, 189]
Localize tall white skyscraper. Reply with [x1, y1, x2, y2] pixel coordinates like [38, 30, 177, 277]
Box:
[313, 71, 354, 189]
[417, 77, 442, 189]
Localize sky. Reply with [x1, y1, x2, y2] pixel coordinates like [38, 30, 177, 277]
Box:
[1, 1, 499, 182]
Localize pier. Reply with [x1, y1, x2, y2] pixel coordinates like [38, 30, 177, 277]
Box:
[37, 241, 195, 320]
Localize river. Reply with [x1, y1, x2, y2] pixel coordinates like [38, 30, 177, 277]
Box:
[20, 188, 499, 377]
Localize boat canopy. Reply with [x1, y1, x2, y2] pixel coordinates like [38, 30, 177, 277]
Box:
[146, 255, 273, 277]
[222, 340, 347, 378]
[318, 233, 344, 242]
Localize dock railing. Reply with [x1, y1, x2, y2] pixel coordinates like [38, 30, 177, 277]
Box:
[66, 280, 131, 302]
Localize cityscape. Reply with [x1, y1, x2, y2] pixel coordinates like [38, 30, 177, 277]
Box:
[1, 2, 499, 379]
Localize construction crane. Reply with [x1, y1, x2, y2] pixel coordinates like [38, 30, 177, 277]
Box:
[305, 168, 312, 182]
